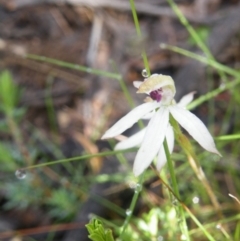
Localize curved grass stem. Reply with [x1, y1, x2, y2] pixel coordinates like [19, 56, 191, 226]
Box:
[166, 0, 227, 82]
[119, 174, 144, 238]
[170, 115, 223, 219]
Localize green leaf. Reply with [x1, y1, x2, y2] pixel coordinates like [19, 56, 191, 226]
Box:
[0, 142, 17, 171]
[0, 70, 19, 115]
[105, 229, 115, 241]
[86, 219, 115, 241]
[46, 189, 78, 220]
[88, 234, 105, 241]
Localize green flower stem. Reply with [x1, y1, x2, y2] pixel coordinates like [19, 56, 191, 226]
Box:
[142, 51, 151, 77]
[129, 0, 150, 76]
[129, 0, 141, 36]
[125, 2, 153, 238]
[163, 140, 179, 198]
[129, 0, 150, 129]
[130, 0, 190, 239]
[119, 173, 144, 238]
[117, 2, 150, 237]
[163, 139, 191, 241]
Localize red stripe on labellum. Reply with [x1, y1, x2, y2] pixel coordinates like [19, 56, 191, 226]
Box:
[150, 89, 162, 102]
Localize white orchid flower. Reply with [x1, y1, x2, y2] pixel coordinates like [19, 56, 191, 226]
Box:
[114, 92, 195, 171]
[102, 74, 221, 176]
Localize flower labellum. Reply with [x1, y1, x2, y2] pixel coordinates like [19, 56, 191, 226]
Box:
[150, 89, 162, 102]
[102, 74, 221, 176]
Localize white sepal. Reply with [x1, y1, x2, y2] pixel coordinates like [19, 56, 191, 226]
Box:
[169, 105, 221, 156]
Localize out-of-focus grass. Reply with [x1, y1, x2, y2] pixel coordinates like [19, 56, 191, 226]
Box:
[0, 0, 240, 240]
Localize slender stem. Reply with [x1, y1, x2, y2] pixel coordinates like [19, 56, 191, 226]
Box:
[26, 54, 121, 80]
[120, 174, 144, 238]
[142, 51, 151, 77]
[216, 134, 240, 141]
[6, 115, 32, 166]
[163, 140, 179, 197]
[160, 44, 240, 78]
[166, 0, 227, 82]
[130, 1, 190, 239]
[129, 0, 141, 37]
[163, 139, 191, 241]
[129, 0, 150, 76]
[129, 0, 151, 129]
[167, 0, 211, 58]
[117, 2, 151, 238]
[23, 148, 137, 170]
[184, 206, 216, 241]
[45, 75, 58, 134]
[129, 0, 150, 144]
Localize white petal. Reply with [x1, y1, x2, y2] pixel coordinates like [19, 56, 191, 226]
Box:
[169, 106, 221, 155]
[133, 107, 169, 176]
[133, 81, 143, 89]
[101, 102, 159, 139]
[142, 111, 155, 120]
[177, 92, 196, 108]
[156, 125, 175, 171]
[115, 128, 146, 150]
